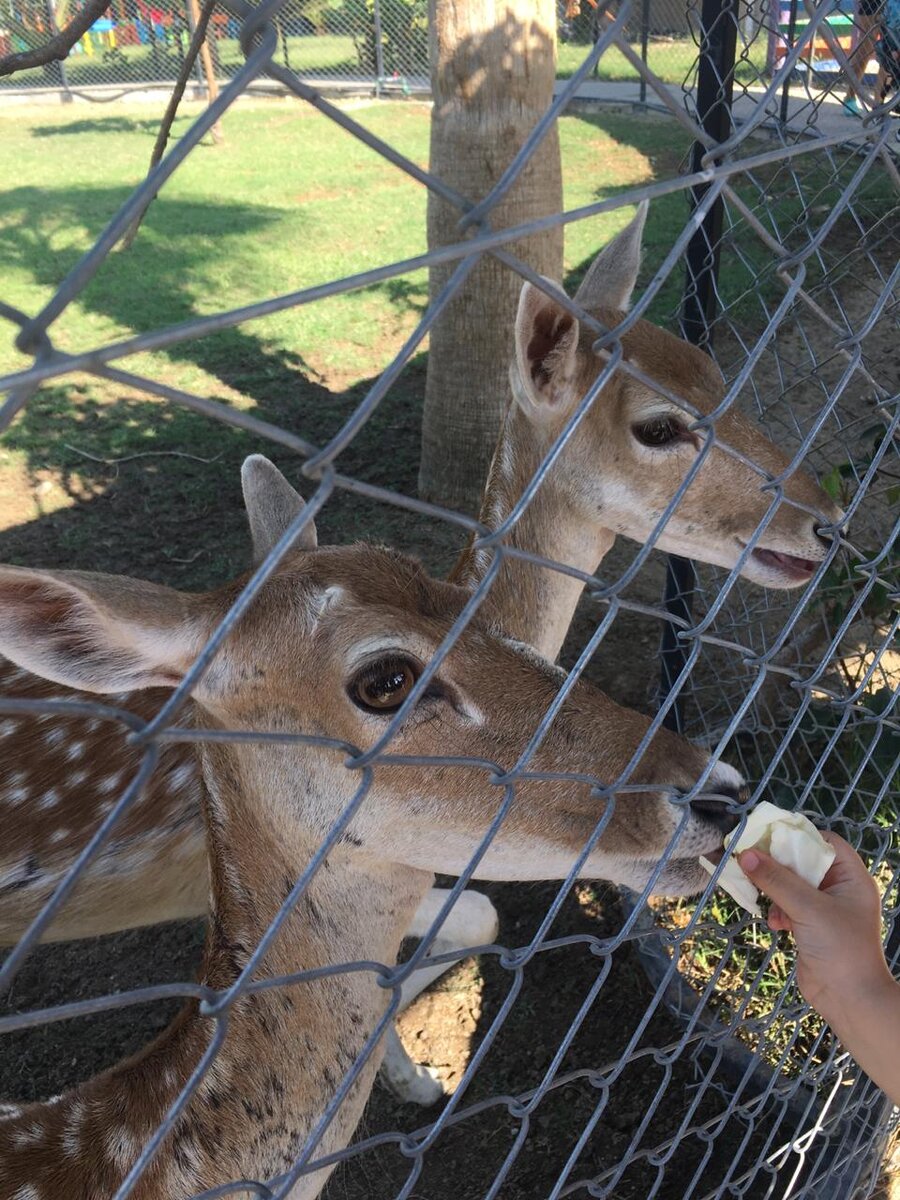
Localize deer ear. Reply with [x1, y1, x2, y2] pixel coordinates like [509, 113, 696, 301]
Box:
[513, 280, 580, 420]
[0, 567, 204, 693]
[241, 455, 316, 566]
[574, 200, 647, 312]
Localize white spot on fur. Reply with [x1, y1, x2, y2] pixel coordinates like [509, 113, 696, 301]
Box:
[6, 787, 29, 808]
[43, 727, 66, 748]
[49, 828, 70, 845]
[0, 719, 19, 738]
[105, 1124, 139, 1173]
[10, 1184, 42, 1200]
[11, 1123, 46, 1148]
[68, 769, 89, 787]
[65, 740, 85, 761]
[38, 789, 61, 810]
[61, 1100, 86, 1155]
[169, 762, 196, 792]
[0, 866, 34, 891]
[711, 762, 744, 792]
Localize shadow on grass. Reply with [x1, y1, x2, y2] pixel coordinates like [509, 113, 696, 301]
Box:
[0, 183, 465, 587]
[29, 116, 170, 138]
[0, 355, 462, 591]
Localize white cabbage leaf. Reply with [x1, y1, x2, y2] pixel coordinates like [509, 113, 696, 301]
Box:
[699, 800, 835, 918]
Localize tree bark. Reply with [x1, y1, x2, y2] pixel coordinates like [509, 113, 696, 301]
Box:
[419, 0, 564, 513]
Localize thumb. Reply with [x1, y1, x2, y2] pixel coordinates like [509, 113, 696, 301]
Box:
[738, 848, 825, 921]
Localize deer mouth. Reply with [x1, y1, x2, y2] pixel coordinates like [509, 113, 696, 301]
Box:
[749, 546, 820, 581]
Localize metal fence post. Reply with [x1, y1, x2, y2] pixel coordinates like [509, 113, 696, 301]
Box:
[659, 0, 738, 732]
[373, 0, 386, 97]
[183, 0, 207, 92]
[779, 0, 800, 128]
[639, 0, 651, 104]
[42, 0, 71, 96]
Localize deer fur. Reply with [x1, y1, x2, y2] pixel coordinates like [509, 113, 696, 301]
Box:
[0, 206, 843, 1105]
[0, 461, 745, 1198]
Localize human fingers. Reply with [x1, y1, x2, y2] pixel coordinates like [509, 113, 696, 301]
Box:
[739, 848, 825, 921]
[767, 902, 793, 932]
[818, 833, 875, 893]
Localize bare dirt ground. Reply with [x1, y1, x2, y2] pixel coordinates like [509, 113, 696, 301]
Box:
[1, 193, 897, 1197]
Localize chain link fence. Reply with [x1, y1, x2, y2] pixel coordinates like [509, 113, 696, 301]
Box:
[0, 0, 899, 1197]
[0, 0, 429, 94]
[7, 0, 887, 99]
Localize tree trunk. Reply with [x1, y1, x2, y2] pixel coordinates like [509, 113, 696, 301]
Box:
[419, 0, 564, 513]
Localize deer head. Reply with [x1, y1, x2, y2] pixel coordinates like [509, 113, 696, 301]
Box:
[0, 457, 741, 898]
[511, 202, 844, 589]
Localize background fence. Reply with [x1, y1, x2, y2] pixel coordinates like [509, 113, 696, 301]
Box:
[0, 0, 898, 1198]
[2, 0, 887, 97]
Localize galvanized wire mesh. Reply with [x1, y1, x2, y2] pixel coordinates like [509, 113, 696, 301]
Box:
[0, 0, 899, 1198]
[2, 0, 733, 96]
[0, 0, 430, 93]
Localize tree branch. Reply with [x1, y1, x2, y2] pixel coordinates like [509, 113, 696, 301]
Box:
[0, 0, 112, 78]
[121, 0, 221, 250]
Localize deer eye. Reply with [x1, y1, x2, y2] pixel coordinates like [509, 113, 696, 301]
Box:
[632, 416, 690, 448]
[349, 656, 420, 714]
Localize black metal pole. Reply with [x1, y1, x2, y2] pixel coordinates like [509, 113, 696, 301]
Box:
[279, 15, 290, 72]
[372, 0, 385, 94]
[660, 0, 737, 733]
[183, 0, 206, 90]
[639, 0, 651, 105]
[43, 0, 70, 93]
[779, 0, 800, 128]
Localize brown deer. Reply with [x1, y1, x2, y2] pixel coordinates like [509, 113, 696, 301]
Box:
[0, 455, 746, 1199]
[0, 206, 842, 1102]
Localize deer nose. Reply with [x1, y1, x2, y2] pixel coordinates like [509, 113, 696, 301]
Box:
[814, 524, 835, 549]
[690, 792, 741, 835]
[814, 504, 846, 545]
[696, 768, 744, 835]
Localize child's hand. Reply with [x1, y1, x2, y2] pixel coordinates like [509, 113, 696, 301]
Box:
[739, 832, 892, 1025]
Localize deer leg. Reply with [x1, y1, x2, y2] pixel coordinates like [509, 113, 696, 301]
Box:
[378, 1025, 444, 1106]
[378, 888, 499, 1106]
[398, 887, 499, 1009]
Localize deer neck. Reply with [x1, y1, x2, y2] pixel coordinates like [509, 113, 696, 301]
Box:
[451, 396, 614, 662]
[186, 738, 430, 1191]
[0, 739, 429, 1199]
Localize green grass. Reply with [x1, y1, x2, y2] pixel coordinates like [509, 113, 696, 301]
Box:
[0, 102, 693, 382]
[0, 34, 364, 91]
[1, 97, 894, 586]
[556, 34, 769, 86]
[2, 98, 894, 577]
[0, 31, 772, 92]
[0, 100, 694, 581]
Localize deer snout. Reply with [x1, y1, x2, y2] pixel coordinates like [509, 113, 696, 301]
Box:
[689, 763, 744, 836]
[689, 795, 740, 836]
[813, 513, 845, 548]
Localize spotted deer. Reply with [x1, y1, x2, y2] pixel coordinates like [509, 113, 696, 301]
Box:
[0, 206, 843, 1104]
[0, 455, 746, 1199]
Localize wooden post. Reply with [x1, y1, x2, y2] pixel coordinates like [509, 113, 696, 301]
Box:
[185, 0, 223, 144]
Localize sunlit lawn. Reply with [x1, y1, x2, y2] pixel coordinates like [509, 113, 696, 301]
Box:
[0, 33, 363, 90]
[0, 31, 771, 91]
[0, 99, 692, 577]
[556, 34, 769, 85]
[0, 101, 696, 386]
